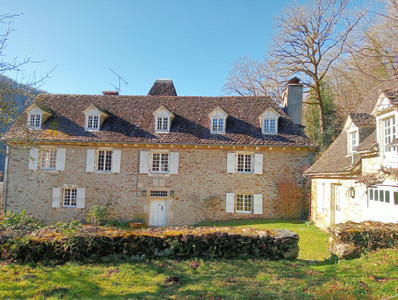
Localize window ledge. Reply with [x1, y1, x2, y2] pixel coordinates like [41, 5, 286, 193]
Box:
[236, 211, 252, 214]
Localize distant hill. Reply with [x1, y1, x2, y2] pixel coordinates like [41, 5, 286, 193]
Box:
[0, 75, 45, 176]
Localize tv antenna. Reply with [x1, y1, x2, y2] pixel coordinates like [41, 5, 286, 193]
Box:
[109, 68, 128, 94]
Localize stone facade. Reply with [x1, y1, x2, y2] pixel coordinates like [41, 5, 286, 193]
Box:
[5, 143, 312, 225]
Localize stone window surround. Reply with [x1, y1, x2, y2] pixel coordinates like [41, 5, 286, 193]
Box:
[63, 188, 77, 208]
[151, 150, 170, 174]
[40, 148, 57, 170]
[236, 153, 253, 174]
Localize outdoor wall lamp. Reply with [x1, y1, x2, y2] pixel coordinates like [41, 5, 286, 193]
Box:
[170, 190, 175, 197]
[348, 187, 355, 198]
[142, 190, 147, 197]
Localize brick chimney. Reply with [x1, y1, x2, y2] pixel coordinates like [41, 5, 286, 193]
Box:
[282, 77, 303, 127]
[102, 91, 119, 96]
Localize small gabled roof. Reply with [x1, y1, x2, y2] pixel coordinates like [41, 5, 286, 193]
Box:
[83, 104, 108, 117]
[26, 103, 52, 116]
[153, 105, 174, 117]
[208, 106, 228, 118]
[259, 107, 281, 118]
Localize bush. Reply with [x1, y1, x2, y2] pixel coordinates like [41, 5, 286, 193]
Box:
[328, 221, 398, 259]
[0, 211, 44, 234]
[0, 225, 300, 262]
[86, 202, 109, 225]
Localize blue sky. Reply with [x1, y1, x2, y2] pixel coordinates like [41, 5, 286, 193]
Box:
[2, 0, 292, 96]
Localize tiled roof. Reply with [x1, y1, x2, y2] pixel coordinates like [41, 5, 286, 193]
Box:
[4, 94, 312, 147]
[349, 113, 374, 127]
[305, 81, 398, 175]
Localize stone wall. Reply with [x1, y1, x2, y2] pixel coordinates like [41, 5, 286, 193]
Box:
[5, 143, 312, 225]
[0, 181, 3, 217]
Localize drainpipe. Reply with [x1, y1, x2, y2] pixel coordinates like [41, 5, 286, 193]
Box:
[3, 145, 10, 215]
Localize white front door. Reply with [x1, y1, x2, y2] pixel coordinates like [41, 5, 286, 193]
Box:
[334, 185, 343, 224]
[149, 200, 167, 226]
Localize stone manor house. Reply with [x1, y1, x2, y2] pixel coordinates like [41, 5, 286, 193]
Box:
[2, 79, 314, 226]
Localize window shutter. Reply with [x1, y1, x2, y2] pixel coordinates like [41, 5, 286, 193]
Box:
[29, 148, 38, 170]
[55, 148, 66, 171]
[253, 194, 263, 214]
[111, 149, 121, 173]
[139, 151, 150, 173]
[76, 188, 85, 208]
[226, 193, 235, 213]
[227, 153, 236, 173]
[169, 152, 179, 174]
[52, 187, 61, 208]
[254, 153, 263, 174]
[86, 149, 95, 172]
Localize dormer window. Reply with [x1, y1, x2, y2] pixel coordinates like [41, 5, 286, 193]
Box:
[260, 107, 280, 135]
[157, 117, 169, 132]
[29, 114, 42, 129]
[153, 105, 173, 133]
[209, 107, 228, 134]
[83, 104, 108, 131]
[25, 103, 52, 130]
[348, 130, 358, 152]
[87, 115, 99, 130]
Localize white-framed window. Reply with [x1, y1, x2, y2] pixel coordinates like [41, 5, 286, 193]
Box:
[263, 118, 276, 134]
[97, 150, 112, 172]
[139, 150, 179, 174]
[86, 149, 121, 173]
[317, 182, 325, 213]
[28, 114, 42, 129]
[236, 194, 253, 213]
[368, 186, 396, 204]
[211, 118, 225, 133]
[152, 152, 169, 173]
[156, 117, 169, 132]
[29, 148, 66, 171]
[349, 131, 358, 152]
[237, 154, 252, 173]
[382, 116, 396, 153]
[87, 115, 100, 130]
[335, 185, 342, 211]
[63, 188, 77, 207]
[41, 149, 57, 169]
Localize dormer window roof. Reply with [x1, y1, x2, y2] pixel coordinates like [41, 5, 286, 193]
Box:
[260, 107, 280, 135]
[25, 103, 52, 130]
[208, 107, 228, 134]
[153, 105, 173, 133]
[83, 104, 108, 131]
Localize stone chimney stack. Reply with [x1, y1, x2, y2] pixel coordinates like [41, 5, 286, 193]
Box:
[282, 77, 303, 127]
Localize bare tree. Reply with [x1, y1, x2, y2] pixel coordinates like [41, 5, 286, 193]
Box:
[223, 56, 286, 103]
[270, 0, 361, 134]
[0, 12, 50, 132]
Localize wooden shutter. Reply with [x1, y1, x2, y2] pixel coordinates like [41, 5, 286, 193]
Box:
[226, 193, 235, 213]
[140, 151, 150, 173]
[169, 152, 179, 174]
[76, 188, 85, 208]
[253, 194, 263, 214]
[52, 187, 61, 208]
[29, 148, 38, 170]
[86, 149, 95, 172]
[227, 153, 236, 173]
[55, 148, 66, 171]
[111, 149, 121, 173]
[254, 153, 263, 174]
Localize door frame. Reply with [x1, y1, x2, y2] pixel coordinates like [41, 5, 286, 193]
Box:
[149, 199, 167, 227]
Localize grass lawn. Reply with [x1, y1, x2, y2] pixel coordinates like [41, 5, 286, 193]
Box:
[0, 219, 397, 299]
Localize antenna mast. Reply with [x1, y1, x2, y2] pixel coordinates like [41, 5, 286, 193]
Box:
[109, 68, 128, 94]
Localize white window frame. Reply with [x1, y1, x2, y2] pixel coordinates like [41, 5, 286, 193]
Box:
[151, 151, 169, 173]
[262, 118, 278, 135]
[155, 116, 170, 133]
[236, 153, 253, 174]
[211, 117, 226, 134]
[86, 114, 100, 131]
[41, 149, 57, 170]
[28, 113, 42, 129]
[236, 194, 253, 213]
[382, 115, 396, 153]
[97, 150, 113, 172]
[368, 186, 397, 205]
[317, 182, 325, 213]
[63, 188, 77, 208]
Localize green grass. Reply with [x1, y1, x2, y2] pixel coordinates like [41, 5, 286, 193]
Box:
[0, 218, 397, 299]
[202, 218, 330, 260]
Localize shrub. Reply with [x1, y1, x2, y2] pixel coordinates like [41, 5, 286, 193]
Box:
[328, 221, 398, 259]
[0, 225, 300, 262]
[0, 211, 44, 233]
[86, 202, 109, 225]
